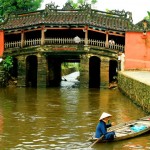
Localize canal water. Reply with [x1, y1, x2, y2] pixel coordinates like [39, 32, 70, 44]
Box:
[0, 72, 149, 150]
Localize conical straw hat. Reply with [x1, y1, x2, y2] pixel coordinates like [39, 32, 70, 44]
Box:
[99, 112, 112, 120]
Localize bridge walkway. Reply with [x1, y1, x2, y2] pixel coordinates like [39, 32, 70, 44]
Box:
[121, 71, 150, 85]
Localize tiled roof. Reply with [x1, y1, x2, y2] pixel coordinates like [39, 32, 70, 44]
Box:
[134, 19, 150, 31]
[0, 2, 134, 31]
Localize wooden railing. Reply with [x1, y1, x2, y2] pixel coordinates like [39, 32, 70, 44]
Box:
[25, 38, 41, 46]
[45, 38, 85, 44]
[89, 39, 105, 47]
[5, 41, 21, 48]
[4, 38, 124, 51]
[89, 39, 124, 50]
[108, 43, 124, 50]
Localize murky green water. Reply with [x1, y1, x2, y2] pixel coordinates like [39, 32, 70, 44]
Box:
[0, 86, 149, 149]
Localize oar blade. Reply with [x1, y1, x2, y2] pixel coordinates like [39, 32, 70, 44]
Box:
[88, 135, 104, 148]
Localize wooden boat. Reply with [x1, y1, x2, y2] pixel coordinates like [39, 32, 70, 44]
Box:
[89, 115, 150, 143]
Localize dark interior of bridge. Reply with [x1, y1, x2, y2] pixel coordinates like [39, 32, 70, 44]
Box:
[5, 27, 125, 45]
[89, 56, 100, 88]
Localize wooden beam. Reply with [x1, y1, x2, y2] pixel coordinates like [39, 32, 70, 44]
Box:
[88, 28, 106, 34]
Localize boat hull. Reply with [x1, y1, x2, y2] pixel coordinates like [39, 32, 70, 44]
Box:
[89, 115, 150, 143]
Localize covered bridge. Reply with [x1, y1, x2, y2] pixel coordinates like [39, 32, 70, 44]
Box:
[0, 2, 149, 88]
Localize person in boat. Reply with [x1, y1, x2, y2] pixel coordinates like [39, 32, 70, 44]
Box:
[95, 112, 115, 140]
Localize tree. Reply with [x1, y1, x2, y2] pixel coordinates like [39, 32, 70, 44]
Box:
[0, 56, 13, 86]
[67, 0, 98, 9]
[144, 11, 150, 21]
[0, 0, 42, 20]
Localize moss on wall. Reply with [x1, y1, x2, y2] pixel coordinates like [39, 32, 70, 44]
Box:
[118, 72, 150, 113]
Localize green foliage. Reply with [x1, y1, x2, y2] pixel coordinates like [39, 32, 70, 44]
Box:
[144, 11, 150, 21]
[0, 0, 42, 20]
[147, 11, 150, 16]
[62, 62, 79, 70]
[3, 56, 13, 72]
[0, 56, 13, 86]
[146, 11, 150, 20]
[91, 0, 97, 4]
[67, 0, 97, 8]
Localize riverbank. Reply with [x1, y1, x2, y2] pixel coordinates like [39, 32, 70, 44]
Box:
[118, 71, 150, 113]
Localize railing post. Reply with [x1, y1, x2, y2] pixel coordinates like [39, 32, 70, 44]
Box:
[84, 26, 89, 51]
[41, 26, 45, 45]
[105, 31, 109, 48]
[21, 30, 25, 48]
[84, 26, 88, 46]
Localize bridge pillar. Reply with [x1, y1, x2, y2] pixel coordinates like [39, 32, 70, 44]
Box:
[80, 54, 89, 87]
[101, 57, 109, 87]
[17, 56, 26, 87]
[37, 54, 47, 87]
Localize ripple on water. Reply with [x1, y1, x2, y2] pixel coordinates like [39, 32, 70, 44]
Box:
[1, 82, 148, 150]
[33, 139, 44, 142]
[123, 144, 144, 149]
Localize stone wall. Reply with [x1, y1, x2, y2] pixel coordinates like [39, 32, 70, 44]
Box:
[37, 54, 47, 87]
[0, 63, 4, 87]
[100, 57, 109, 87]
[17, 56, 26, 87]
[118, 72, 150, 113]
[80, 54, 89, 88]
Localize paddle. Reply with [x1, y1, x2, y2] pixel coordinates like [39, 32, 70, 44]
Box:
[88, 135, 104, 148]
[115, 130, 131, 134]
[141, 118, 150, 121]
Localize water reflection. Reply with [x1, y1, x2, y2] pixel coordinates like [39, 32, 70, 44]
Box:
[61, 71, 80, 88]
[0, 110, 3, 134]
[0, 72, 149, 149]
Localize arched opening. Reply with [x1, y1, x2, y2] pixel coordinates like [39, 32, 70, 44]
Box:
[61, 61, 80, 88]
[26, 55, 37, 87]
[89, 56, 101, 88]
[46, 55, 80, 88]
[11, 57, 18, 79]
[109, 60, 118, 88]
[46, 57, 61, 87]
